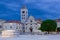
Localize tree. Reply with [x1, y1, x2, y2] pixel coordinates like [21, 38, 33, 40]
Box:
[39, 19, 57, 34]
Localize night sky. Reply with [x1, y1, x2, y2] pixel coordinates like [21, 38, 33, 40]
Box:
[0, 0, 60, 21]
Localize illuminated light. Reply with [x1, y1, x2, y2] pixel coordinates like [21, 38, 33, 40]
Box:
[2, 30, 17, 37]
[10, 23, 13, 25]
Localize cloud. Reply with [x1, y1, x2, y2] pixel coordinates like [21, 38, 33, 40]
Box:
[24, 0, 60, 14]
[0, 0, 21, 11]
[0, 0, 60, 20]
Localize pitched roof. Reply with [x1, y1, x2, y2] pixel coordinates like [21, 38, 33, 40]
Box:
[5, 20, 21, 24]
[36, 19, 42, 24]
[55, 19, 60, 22]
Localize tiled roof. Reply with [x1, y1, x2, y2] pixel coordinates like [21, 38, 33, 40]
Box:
[36, 19, 42, 24]
[55, 19, 60, 22]
[5, 20, 21, 24]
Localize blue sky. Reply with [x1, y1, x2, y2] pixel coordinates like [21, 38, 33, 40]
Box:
[0, 0, 60, 21]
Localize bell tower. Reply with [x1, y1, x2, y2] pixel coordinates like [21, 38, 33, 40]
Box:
[21, 5, 28, 23]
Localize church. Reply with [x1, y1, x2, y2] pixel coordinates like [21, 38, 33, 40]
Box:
[20, 6, 41, 33]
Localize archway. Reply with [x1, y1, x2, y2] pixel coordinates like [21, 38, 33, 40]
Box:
[29, 27, 33, 32]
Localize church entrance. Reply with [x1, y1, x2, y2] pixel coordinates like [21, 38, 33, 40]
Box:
[29, 27, 33, 32]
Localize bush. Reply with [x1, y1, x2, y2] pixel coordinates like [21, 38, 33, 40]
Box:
[39, 19, 57, 34]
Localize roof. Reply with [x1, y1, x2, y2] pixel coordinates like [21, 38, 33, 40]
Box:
[29, 16, 35, 20]
[36, 19, 42, 24]
[5, 20, 21, 24]
[55, 19, 60, 22]
[35, 19, 42, 21]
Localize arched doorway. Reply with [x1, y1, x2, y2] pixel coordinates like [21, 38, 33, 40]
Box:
[29, 27, 33, 32]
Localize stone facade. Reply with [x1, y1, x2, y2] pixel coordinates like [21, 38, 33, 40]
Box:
[20, 6, 41, 33]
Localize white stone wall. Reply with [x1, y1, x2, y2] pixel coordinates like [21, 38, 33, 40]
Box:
[21, 7, 28, 23]
[3, 23, 22, 32]
[0, 20, 6, 31]
[37, 23, 41, 29]
[25, 16, 41, 32]
[57, 22, 60, 28]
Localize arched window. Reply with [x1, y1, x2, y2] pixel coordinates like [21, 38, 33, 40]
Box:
[16, 26, 18, 29]
[22, 15, 25, 16]
[31, 24, 32, 25]
[0, 25, 2, 28]
[10, 26, 12, 29]
[26, 11, 27, 13]
[26, 27, 27, 29]
[35, 23, 37, 25]
[22, 17, 25, 19]
[22, 11, 25, 13]
[36, 27, 37, 29]
[30, 20, 32, 22]
[19, 27, 20, 29]
[26, 24, 27, 25]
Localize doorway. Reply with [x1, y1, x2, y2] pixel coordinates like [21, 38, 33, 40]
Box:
[29, 27, 33, 32]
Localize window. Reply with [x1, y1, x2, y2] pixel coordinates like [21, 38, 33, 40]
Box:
[19, 27, 20, 29]
[26, 27, 27, 29]
[22, 15, 25, 16]
[35, 23, 37, 25]
[5, 26, 7, 29]
[22, 11, 25, 13]
[10, 26, 12, 28]
[22, 27, 25, 30]
[22, 18, 24, 19]
[16, 27, 18, 29]
[36, 27, 37, 29]
[22, 17, 25, 19]
[30, 20, 32, 22]
[0, 25, 2, 28]
[26, 11, 27, 13]
[31, 24, 32, 25]
[26, 24, 27, 25]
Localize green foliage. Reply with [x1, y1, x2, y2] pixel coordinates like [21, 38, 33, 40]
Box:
[39, 19, 57, 33]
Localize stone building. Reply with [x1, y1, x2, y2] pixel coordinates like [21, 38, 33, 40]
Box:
[2, 20, 22, 32]
[0, 20, 6, 33]
[25, 16, 41, 32]
[56, 19, 60, 32]
[2, 20, 22, 37]
[20, 6, 41, 33]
